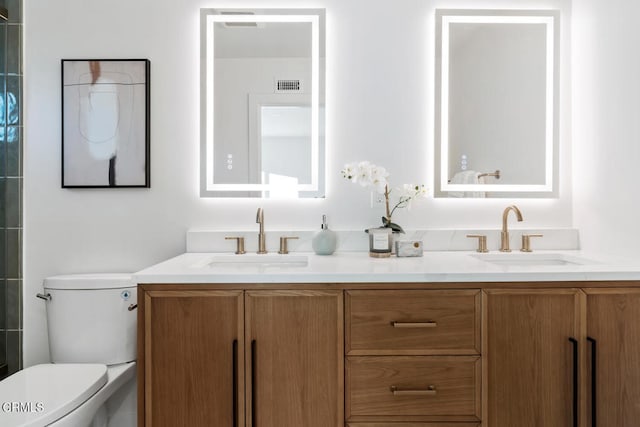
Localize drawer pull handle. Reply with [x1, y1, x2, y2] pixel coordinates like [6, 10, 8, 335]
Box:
[390, 385, 437, 396]
[390, 321, 437, 328]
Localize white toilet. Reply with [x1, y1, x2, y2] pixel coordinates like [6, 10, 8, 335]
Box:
[0, 274, 137, 427]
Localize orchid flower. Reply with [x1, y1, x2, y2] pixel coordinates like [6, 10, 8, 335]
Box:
[341, 162, 427, 233]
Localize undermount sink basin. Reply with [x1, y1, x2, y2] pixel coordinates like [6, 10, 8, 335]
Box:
[471, 253, 595, 267]
[194, 254, 309, 268]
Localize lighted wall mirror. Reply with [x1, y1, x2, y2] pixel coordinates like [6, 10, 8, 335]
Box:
[200, 8, 325, 198]
[434, 10, 560, 198]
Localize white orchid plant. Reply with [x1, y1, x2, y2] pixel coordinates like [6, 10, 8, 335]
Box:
[341, 161, 427, 233]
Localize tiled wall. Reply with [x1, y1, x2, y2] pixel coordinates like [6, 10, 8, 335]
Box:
[0, 0, 22, 378]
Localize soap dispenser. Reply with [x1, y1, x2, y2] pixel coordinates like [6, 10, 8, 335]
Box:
[312, 215, 337, 255]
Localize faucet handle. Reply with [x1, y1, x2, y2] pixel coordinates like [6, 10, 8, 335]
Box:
[278, 236, 299, 255]
[520, 234, 543, 252]
[225, 236, 246, 255]
[467, 234, 489, 253]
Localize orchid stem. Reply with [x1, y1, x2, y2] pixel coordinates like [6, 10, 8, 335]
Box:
[384, 185, 391, 224]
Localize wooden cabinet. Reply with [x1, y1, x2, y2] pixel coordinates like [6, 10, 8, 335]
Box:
[483, 289, 582, 427]
[484, 287, 640, 427]
[138, 282, 640, 427]
[345, 290, 481, 425]
[584, 289, 640, 427]
[139, 288, 343, 427]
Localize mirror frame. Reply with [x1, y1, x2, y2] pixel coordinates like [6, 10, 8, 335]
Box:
[200, 8, 325, 197]
[434, 9, 560, 197]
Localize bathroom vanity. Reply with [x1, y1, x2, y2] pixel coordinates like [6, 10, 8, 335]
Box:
[135, 251, 640, 427]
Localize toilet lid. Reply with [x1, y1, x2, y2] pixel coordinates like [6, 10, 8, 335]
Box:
[0, 363, 107, 427]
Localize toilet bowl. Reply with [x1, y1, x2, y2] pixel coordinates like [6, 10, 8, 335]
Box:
[0, 362, 136, 426]
[0, 274, 137, 427]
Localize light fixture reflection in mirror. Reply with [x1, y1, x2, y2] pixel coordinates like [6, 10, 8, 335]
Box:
[201, 9, 325, 198]
[435, 10, 560, 198]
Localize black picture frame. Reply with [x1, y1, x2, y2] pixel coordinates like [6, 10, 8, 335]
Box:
[61, 59, 150, 188]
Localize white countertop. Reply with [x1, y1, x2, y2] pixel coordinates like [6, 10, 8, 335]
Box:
[134, 250, 640, 284]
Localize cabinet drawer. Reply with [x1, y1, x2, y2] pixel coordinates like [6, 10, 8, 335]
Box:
[346, 356, 480, 420]
[346, 290, 480, 355]
[347, 424, 480, 427]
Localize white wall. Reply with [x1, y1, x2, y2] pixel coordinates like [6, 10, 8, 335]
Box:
[572, 0, 640, 256]
[24, 0, 571, 365]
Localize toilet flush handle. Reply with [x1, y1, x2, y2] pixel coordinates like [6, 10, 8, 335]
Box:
[36, 293, 52, 301]
[128, 304, 138, 311]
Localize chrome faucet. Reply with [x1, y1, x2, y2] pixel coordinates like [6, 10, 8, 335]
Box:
[500, 205, 523, 252]
[256, 208, 267, 254]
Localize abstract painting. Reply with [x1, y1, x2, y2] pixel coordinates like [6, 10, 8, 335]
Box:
[62, 59, 150, 187]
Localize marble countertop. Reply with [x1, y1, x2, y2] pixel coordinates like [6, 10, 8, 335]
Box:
[134, 250, 640, 284]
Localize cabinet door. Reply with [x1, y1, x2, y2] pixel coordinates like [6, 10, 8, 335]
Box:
[142, 290, 244, 427]
[586, 288, 640, 427]
[246, 290, 343, 427]
[483, 289, 583, 427]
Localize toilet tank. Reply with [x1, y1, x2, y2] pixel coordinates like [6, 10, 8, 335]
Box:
[43, 274, 136, 365]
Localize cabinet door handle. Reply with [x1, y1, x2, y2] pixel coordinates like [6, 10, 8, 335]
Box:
[588, 336, 597, 427]
[569, 337, 578, 427]
[390, 385, 437, 396]
[390, 321, 437, 328]
[232, 340, 238, 427]
[251, 339, 257, 427]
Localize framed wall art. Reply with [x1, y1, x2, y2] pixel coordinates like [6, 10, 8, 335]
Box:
[61, 59, 150, 188]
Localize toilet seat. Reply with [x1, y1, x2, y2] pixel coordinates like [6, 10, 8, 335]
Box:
[0, 364, 107, 427]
